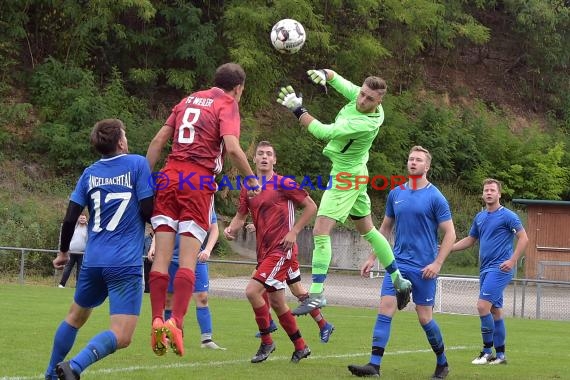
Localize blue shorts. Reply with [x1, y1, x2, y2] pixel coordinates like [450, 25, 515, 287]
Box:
[381, 265, 437, 306]
[479, 270, 512, 308]
[74, 266, 143, 315]
[167, 261, 209, 293]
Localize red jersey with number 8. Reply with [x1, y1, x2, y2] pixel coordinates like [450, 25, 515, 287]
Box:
[164, 87, 241, 174]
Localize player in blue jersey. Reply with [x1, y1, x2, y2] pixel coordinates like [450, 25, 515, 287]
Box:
[348, 146, 456, 379]
[45, 119, 154, 380]
[451, 178, 528, 365]
[159, 212, 225, 350]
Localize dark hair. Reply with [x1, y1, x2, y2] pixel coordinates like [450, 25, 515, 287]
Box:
[90, 119, 125, 155]
[364, 76, 387, 96]
[213, 63, 246, 91]
[256, 140, 276, 156]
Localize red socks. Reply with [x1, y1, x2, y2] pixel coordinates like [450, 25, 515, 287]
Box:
[171, 267, 195, 328]
[149, 271, 169, 320]
[278, 310, 305, 350]
[253, 304, 272, 345]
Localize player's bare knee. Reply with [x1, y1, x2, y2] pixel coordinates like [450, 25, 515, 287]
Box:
[66, 304, 91, 328]
[245, 284, 263, 302]
[476, 299, 492, 315]
[417, 315, 432, 326]
[194, 292, 208, 306]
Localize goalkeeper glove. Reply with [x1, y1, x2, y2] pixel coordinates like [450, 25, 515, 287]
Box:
[307, 69, 327, 86]
[276, 86, 308, 119]
[307, 69, 328, 94]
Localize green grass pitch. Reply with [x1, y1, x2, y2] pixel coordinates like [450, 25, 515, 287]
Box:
[1, 284, 567, 379]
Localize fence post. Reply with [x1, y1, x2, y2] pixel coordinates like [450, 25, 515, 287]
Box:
[512, 263, 517, 317]
[521, 279, 526, 318]
[19, 248, 26, 285]
[536, 262, 543, 320]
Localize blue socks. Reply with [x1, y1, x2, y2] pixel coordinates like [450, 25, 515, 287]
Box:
[45, 321, 78, 379]
[70, 330, 117, 374]
[422, 320, 447, 366]
[370, 314, 392, 366]
[494, 318, 506, 358]
[480, 313, 494, 353]
[197, 306, 212, 337]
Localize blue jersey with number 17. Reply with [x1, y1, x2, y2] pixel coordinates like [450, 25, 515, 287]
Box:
[70, 154, 153, 268]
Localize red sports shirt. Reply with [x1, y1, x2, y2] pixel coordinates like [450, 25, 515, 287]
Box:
[239, 173, 308, 262]
[165, 87, 240, 174]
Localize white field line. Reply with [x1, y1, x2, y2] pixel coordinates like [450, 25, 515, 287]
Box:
[2, 345, 474, 380]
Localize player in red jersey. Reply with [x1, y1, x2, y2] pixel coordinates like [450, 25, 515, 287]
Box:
[246, 223, 335, 343]
[225, 140, 317, 363]
[146, 63, 260, 357]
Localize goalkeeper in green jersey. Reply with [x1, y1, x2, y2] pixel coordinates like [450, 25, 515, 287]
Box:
[277, 70, 412, 315]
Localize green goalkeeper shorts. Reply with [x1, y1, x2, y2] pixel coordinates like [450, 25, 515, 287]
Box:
[317, 182, 371, 223]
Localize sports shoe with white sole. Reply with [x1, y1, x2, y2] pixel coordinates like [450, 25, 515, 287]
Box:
[471, 351, 493, 364]
[489, 356, 507, 365]
[319, 322, 335, 343]
[292, 293, 326, 316]
[201, 340, 227, 350]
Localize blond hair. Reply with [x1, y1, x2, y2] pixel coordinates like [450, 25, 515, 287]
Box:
[409, 145, 432, 165]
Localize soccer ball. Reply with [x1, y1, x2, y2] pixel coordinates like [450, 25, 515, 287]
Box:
[270, 19, 306, 54]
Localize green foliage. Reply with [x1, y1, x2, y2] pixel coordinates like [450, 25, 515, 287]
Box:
[28, 59, 152, 171]
[0, 161, 69, 274]
[501, 0, 570, 118]
[0, 0, 569, 261]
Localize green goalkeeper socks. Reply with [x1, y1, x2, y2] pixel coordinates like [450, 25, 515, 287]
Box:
[362, 228, 401, 282]
[309, 235, 332, 294]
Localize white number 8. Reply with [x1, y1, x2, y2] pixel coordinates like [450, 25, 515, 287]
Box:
[178, 107, 200, 144]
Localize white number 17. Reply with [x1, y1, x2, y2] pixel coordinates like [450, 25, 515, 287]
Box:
[90, 191, 132, 232]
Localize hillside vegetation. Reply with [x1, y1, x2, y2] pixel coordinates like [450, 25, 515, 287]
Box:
[0, 1, 568, 274]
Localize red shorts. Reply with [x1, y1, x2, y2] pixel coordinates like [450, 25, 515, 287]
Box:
[286, 255, 301, 284]
[253, 254, 292, 292]
[151, 160, 215, 242]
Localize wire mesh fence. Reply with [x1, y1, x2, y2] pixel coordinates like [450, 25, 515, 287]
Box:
[2, 246, 569, 321]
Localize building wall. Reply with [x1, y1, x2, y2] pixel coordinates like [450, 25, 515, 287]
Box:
[525, 205, 570, 280]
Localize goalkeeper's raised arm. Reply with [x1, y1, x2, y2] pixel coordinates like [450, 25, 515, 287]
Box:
[308, 69, 361, 101]
[276, 71, 387, 144]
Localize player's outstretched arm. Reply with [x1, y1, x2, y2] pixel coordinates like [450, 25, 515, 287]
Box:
[146, 125, 173, 170]
[224, 212, 247, 241]
[276, 85, 317, 128]
[198, 221, 219, 262]
[223, 135, 260, 195]
[451, 236, 477, 252]
[55, 201, 83, 269]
